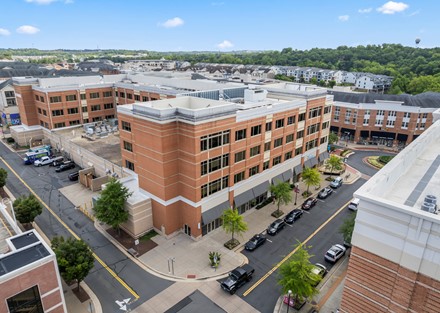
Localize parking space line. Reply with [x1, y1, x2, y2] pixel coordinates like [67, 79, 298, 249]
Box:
[242, 200, 351, 297]
[266, 239, 273, 243]
[286, 224, 293, 228]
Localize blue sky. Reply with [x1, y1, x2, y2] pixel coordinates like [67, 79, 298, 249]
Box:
[0, 0, 437, 51]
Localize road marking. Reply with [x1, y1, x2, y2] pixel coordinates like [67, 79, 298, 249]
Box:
[302, 210, 311, 214]
[266, 239, 273, 243]
[286, 224, 293, 228]
[242, 200, 351, 297]
[0, 157, 140, 300]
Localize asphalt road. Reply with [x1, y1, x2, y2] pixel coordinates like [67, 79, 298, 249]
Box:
[339, 147, 397, 177]
[239, 178, 366, 313]
[0, 143, 173, 313]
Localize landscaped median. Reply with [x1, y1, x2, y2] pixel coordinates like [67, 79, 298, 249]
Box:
[366, 155, 394, 169]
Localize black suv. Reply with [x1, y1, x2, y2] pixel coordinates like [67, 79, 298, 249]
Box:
[267, 219, 286, 235]
[55, 161, 75, 172]
[68, 171, 80, 181]
[284, 209, 303, 224]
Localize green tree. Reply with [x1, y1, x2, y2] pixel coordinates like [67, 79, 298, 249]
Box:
[278, 242, 319, 305]
[51, 237, 94, 291]
[0, 168, 7, 188]
[301, 167, 321, 195]
[328, 132, 338, 145]
[310, 77, 318, 85]
[222, 208, 248, 247]
[92, 178, 133, 235]
[339, 211, 357, 246]
[269, 181, 292, 217]
[326, 155, 344, 178]
[328, 80, 336, 88]
[13, 194, 43, 226]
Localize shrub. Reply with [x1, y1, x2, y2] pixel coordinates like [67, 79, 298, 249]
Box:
[6, 137, 14, 143]
[378, 155, 394, 164]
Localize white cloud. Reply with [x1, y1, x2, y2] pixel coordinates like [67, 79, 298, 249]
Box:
[16, 25, 40, 35]
[0, 28, 11, 36]
[25, 0, 58, 4]
[409, 10, 420, 16]
[211, 2, 224, 6]
[217, 40, 234, 49]
[377, 1, 409, 14]
[358, 8, 372, 14]
[338, 15, 349, 22]
[159, 17, 184, 28]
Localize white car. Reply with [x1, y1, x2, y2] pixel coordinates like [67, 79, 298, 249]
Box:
[324, 244, 346, 263]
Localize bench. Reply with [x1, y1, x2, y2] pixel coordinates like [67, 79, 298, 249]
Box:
[127, 248, 139, 257]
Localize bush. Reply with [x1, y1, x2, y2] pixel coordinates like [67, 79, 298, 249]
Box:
[256, 197, 273, 210]
[224, 239, 240, 250]
[341, 149, 351, 157]
[271, 210, 284, 218]
[6, 137, 14, 143]
[302, 191, 311, 198]
[378, 155, 394, 164]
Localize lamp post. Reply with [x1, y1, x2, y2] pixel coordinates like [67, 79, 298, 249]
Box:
[287, 290, 292, 313]
[294, 184, 299, 205]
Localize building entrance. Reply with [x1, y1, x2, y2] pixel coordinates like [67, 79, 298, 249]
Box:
[184, 224, 191, 236]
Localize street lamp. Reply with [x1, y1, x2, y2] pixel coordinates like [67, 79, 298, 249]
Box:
[294, 184, 299, 205]
[287, 290, 292, 313]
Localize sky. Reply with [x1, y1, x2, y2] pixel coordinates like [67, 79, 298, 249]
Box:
[0, 0, 438, 51]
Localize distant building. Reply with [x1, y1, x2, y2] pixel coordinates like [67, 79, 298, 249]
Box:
[0, 79, 21, 126]
[340, 109, 440, 312]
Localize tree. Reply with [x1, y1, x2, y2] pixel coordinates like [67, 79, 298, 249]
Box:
[51, 236, 94, 291]
[328, 132, 338, 145]
[339, 211, 357, 246]
[301, 167, 321, 195]
[326, 155, 344, 178]
[222, 208, 248, 247]
[92, 178, 133, 235]
[278, 242, 319, 306]
[269, 181, 292, 217]
[13, 194, 43, 226]
[0, 168, 7, 188]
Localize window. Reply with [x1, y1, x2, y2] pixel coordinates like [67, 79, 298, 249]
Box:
[6, 98, 16, 106]
[40, 120, 44, 126]
[274, 137, 283, 148]
[305, 139, 318, 151]
[322, 121, 329, 129]
[91, 105, 101, 111]
[420, 122, 426, 129]
[363, 118, 369, 125]
[105, 115, 115, 119]
[82, 106, 88, 112]
[235, 129, 246, 141]
[134, 94, 140, 101]
[37, 108, 42, 114]
[92, 116, 102, 122]
[264, 142, 271, 151]
[124, 141, 133, 152]
[42, 109, 47, 116]
[364, 109, 370, 115]
[127, 93, 133, 100]
[295, 147, 302, 156]
[285, 151, 292, 160]
[375, 119, 383, 126]
[297, 130, 304, 139]
[265, 121, 272, 132]
[286, 134, 294, 143]
[401, 121, 409, 128]
[386, 120, 395, 127]
[235, 150, 246, 163]
[272, 156, 281, 166]
[388, 111, 396, 117]
[142, 96, 148, 102]
[66, 94, 77, 101]
[35, 95, 39, 101]
[7, 285, 44, 313]
[275, 119, 284, 128]
[119, 92, 125, 98]
[263, 160, 270, 170]
[126, 160, 135, 171]
[344, 109, 351, 123]
[54, 122, 66, 128]
[251, 125, 262, 136]
[70, 120, 80, 125]
[121, 121, 131, 132]
[287, 116, 295, 125]
[49, 96, 62, 103]
[234, 171, 245, 183]
[200, 130, 230, 151]
[320, 137, 327, 144]
[308, 107, 322, 119]
[249, 165, 259, 177]
[403, 112, 411, 118]
[103, 91, 113, 97]
[201, 176, 229, 198]
[89, 92, 100, 99]
[52, 109, 64, 116]
[80, 94, 86, 100]
[298, 113, 306, 122]
[67, 107, 78, 114]
[250, 145, 260, 157]
[201, 154, 229, 175]
[377, 110, 384, 116]
[307, 123, 320, 135]
[104, 103, 114, 109]
[324, 106, 331, 114]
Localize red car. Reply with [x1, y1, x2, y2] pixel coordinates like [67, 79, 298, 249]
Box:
[301, 197, 317, 210]
[283, 295, 306, 309]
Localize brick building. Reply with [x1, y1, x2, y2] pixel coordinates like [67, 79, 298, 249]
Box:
[340, 109, 440, 312]
[330, 91, 440, 146]
[117, 84, 332, 238]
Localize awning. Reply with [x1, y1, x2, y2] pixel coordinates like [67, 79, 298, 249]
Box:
[202, 200, 231, 224]
[234, 189, 254, 207]
[282, 169, 292, 181]
[304, 160, 312, 168]
[271, 173, 284, 184]
[309, 157, 318, 167]
[253, 181, 270, 197]
[293, 164, 303, 175]
[318, 152, 330, 162]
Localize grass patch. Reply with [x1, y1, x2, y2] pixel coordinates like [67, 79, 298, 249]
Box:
[140, 230, 158, 241]
[341, 149, 352, 157]
[378, 155, 394, 164]
[367, 157, 384, 169]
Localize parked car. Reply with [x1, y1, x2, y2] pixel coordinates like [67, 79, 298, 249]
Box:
[245, 234, 266, 251]
[348, 198, 360, 211]
[324, 244, 346, 263]
[310, 263, 328, 286]
[55, 161, 75, 172]
[68, 171, 80, 181]
[301, 197, 317, 210]
[267, 219, 286, 235]
[51, 158, 65, 167]
[330, 176, 343, 189]
[318, 187, 333, 199]
[220, 264, 254, 294]
[284, 209, 303, 224]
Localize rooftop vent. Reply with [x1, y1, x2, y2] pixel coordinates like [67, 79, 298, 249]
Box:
[421, 195, 437, 214]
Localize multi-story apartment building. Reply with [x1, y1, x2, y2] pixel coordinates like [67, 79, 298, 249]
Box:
[0, 204, 67, 313]
[117, 84, 332, 238]
[0, 79, 21, 126]
[340, 109, 440, 312]
[330, 91, 439, 145]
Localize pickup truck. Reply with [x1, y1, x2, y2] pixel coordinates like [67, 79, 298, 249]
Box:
[34, 156, 63, 167]
[220, 264, 254, 294]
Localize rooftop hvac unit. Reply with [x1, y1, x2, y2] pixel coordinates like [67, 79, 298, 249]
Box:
[421, 202, 437, 214]
[424, 195, 437, 206]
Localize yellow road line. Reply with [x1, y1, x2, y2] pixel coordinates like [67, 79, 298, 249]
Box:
[242, 200, 351, 297]
[0, 157, 139, 300]
[0, 214, 13, 237]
